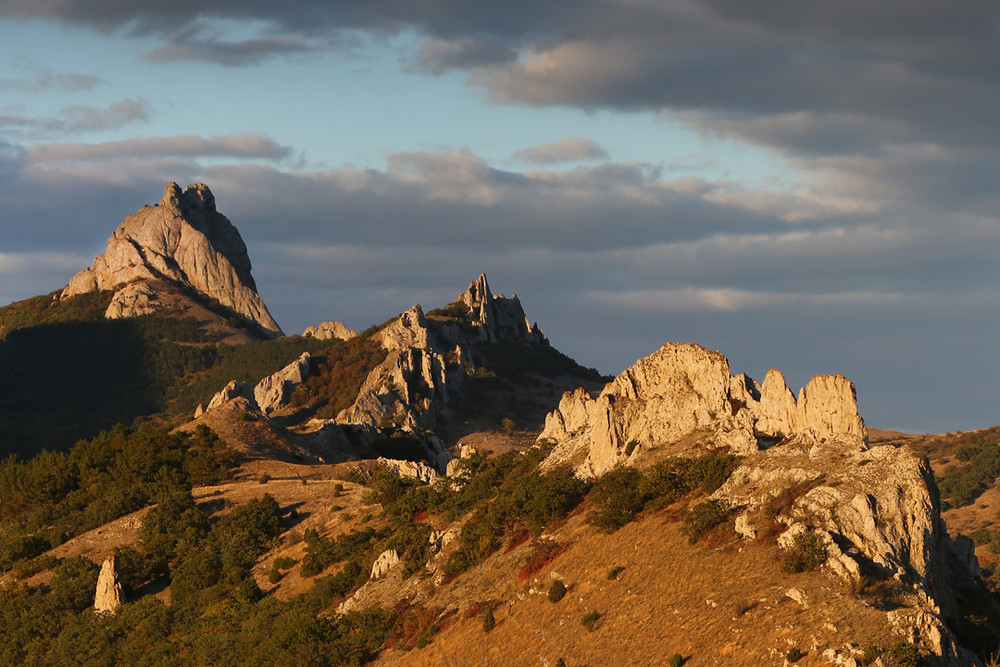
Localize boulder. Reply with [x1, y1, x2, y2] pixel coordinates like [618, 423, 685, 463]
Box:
[104, 282, 160, 319]
[254, 352, 311, 415]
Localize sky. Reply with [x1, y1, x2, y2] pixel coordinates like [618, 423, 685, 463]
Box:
[1, 1, 998, 434]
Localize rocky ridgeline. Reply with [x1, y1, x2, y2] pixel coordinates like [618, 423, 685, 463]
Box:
[540, 342, 866, 477]
[198, 273, 547, 472]
[538, 341, 981, 665]
[62, 182, 283, 337]
[336, 273, 545, 433]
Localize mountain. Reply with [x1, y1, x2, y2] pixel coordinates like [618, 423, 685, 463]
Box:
[1, 182, 998, 666]
[62, 182, 282, 338]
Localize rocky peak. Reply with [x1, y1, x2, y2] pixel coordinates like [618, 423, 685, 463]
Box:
[62, 182, 283, 337]
[455, 273, 546, 344]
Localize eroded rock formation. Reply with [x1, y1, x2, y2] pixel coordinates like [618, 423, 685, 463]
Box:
[539, 342, 867, 477]
[94, 554, 124, 615]
[303, 320, 357, 341]
[63, 182, 282, 337]
[201, 352, 310, 417]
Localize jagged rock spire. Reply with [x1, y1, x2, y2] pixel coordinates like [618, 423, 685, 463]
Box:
[62, 182, 283, 337]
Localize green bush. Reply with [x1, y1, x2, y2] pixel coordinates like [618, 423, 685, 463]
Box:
[668, 654, 684, 667]
[863, 642, 922, 667]
[786, 647, 804, 662]
[607, 565, 625, 580]
[681, 499, 730, 544]
[581, 610, 601, 632]
[782, 530, 828, 573]
[482, 607, 496, 633]
[548, 579, 567, 603]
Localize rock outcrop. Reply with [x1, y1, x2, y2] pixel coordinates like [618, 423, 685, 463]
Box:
[63, 182, 282, 337]
[539, 342, 866, 477]
[94, 554, 124, 615]
[337, 274, 547, 435]
[303, 320, 357, 341]
[457, 273, 547, 344]
[370, 549, 400, 580]
[714, 436, 980, 665]
[201, 352, 310, 417]
[254, 352, 310, 415]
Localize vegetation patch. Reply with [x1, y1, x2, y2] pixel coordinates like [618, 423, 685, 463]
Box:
[588, 453, 741, 532]
[938, 430, 1000, 507]
[782, 530, 829, 573]
[681, 499, 731, 544]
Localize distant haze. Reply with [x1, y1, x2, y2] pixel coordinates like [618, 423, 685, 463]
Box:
[1, 2, 998, 433]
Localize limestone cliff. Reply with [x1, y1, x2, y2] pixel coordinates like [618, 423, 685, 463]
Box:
[63, 182, 282, 337]
[539, 342, 866, 477]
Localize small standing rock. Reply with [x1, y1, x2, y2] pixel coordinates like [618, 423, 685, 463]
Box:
[94, 554, 124, 615]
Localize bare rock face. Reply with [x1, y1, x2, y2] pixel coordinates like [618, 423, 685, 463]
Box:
[63, 182, 282, 337]
[370, 549, 400, 580]
[94, 554, 124, 615]
[303, 320, 357, 341]
[202, 352, 310, 417]
[104, 281, 160, 319]
[715, 440, 981, 665]
[539, 342, 867, 477]
[375, 457, 438, 484]
[254, 352, 310, 415]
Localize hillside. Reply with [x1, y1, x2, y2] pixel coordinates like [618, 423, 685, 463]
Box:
[2, 182, 999, 666]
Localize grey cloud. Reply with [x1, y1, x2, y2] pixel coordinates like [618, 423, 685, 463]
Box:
[144, 22, 321, 66]
[0, 98, 150, 135]
[2, 145, 999, 431]
[26, 133, 294, 162]
[0, 68, 101, 93]
[410, 38, 519, 74]
[513, 137, 609, 165]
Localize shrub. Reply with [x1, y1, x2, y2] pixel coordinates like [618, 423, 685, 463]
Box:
[782, 530, 828, 573]
[258, 474, 270, 484]
[681, 500, 730, 544]
[548, 579, 567, 603]
[786, 647, 804, 662]
[482, 607, 496, 633]
[581, 610, 601, 631]
[864, 642, 922, 667]
[668, 654, 684, 667]
[607, 565, 625, 580]
[589, 467, 646, 531]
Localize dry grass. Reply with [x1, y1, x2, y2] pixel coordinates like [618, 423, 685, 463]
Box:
[375, 509, 899, 666]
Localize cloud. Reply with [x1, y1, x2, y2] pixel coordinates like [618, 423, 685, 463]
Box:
[0, 98, 150, 136]
[410, 38, 519, 74]
[0, 67, 101, 93]
[144, 22, 322, 66]
[26, 133, 294, 162]
[513, 137, 609, 165]
[2, 141, 999, 431]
